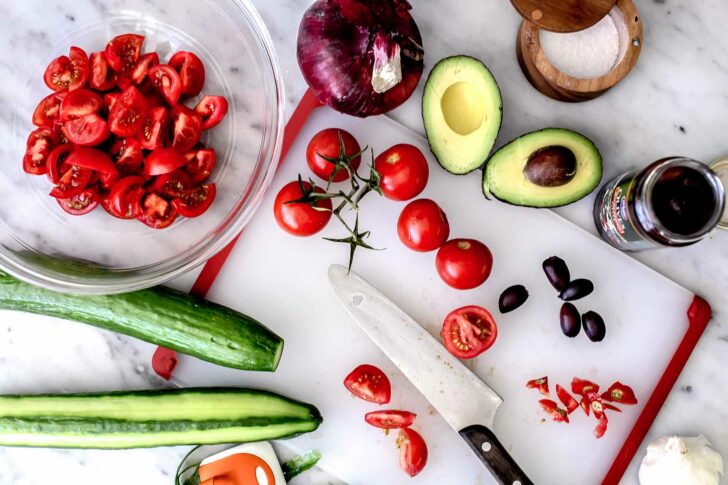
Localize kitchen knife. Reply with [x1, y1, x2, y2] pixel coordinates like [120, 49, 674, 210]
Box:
[328, 265, 532, 485]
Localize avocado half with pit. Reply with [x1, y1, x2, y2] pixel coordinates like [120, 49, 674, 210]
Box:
[483, 128, 602, 208]
[423, 56, 502, 175]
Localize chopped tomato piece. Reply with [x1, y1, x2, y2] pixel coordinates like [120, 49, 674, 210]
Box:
[539, 399, 569, 423]
[145, 148, 187, 176]
[89, 52, 116, 91]
[148, 64, 181, 106]
[137, 192, 178, 229]
[110, 138, 143, 175]
[46, 144, 74, 183]
[601, 381, 638, 405]
[108, 176, 145, 218]
[152, 170, 192, 199]
[170, 105, 202, 152]
[33, 91, 67, 128]
[571, 377, 600, 397]
[344, 364, 391, 404]
[526, 377, 550, 397]
[129, 52, 159, 85]
[397, 428, 428, 477]
[49, 165, 92, 199]
[105, 34, 144, 72]
[194, 95, 228, 130]
[57, 188, 100, 216]
[184, 147, 216, 183]
[23, 127, 58, 175]
[65, 148, 117, 174]
[169, 51, 205, 97]
[43, 46, 89, 92]
[62, 113, 110, 146]
[365, 410, 417, 430]
[60, 89, 104, 121]
[108, 86, 148, 137]
[555, 384, 579, 414]
[137, 106, 168, 150]
[171, 183, 216, 218]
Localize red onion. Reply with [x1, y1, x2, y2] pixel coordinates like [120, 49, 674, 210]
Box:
[297, 0, 424, 117]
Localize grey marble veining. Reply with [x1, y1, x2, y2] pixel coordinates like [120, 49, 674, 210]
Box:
[1, 0, 727, 484]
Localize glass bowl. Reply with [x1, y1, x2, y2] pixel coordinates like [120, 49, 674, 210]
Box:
[0, 0, 284, 294]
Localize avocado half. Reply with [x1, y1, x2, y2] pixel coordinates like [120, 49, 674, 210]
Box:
[423, 56, 503, 175]
[483, 128, 602, 208]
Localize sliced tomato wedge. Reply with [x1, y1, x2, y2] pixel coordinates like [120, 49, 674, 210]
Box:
[43, 46, 88, 92]
[344, 364, 391, 404]
[23, 127, 58, 175]
[600, 381, 638, 405]
[57, 188, 100, 215]
[571, 377, 600, 397]
[103, 92, 121, 110]
[441, 306, 497, 359]
[60, 89, 104, 121]
[152, 170, 192, 199]
[397, 428, 428, 478]
[194, 95, 228, 130]
[89, 52, 116, 91]
[144, 148, 187, 176]
[46, 144, 75, 183]
[107, 176, 145, 218]
[32, 91, 67, 128]
[365, 410, 417, 430]
[62, 113, 109, 146]
[65, 147, 117, 174]
[148, 64, 181, 106]
[137, 192, 178, 229]
[170, 105, 202, 152]
[526, 377, 550, 397]
[108, 85, 148, 137]
[49, 165, 92, 198]
[104, 34, 144, 72]
[555, 384, 579, 414]
[129, 52, 159, 85]
[169, 51, 205, 98]
[137, 106, 168, 150]
[539, 399, 570, 423]
[594, 414, 609, 439]
[171, 183, 216, 218]
[110, 137, 143, 175]
[184, 147, 215, 183]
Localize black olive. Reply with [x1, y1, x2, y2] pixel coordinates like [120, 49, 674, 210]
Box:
[582, 311, 606, 342]
[499, 285, 529, 313]
[542, 256, 570, 292]
[559, 278, 594, 301]
[560, 303, 581, 337]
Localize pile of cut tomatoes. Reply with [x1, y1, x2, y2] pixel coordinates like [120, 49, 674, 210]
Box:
[23, 33, 227, 227]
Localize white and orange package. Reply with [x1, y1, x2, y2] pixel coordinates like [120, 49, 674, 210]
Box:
[198, 442, 287, 485]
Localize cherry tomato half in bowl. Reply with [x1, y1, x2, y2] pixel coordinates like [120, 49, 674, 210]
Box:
[49, 165, 93, 199]
[152, 170, 192, 199]
[65, 148, 118, 174]
[148, 64, 181, 106]
[171, 183, 216, 218]
[145, 148, 187, 176]
[23, 127, 58, 175]
[397, 428, 428, 478]
[375, 144, 429, 201]
[170, 105, 203, 153]
[397, 199, 449, 252]
[169, 51, 205, 98]
[184, 148, 216, 184]
[137, 192, 178, 229]
[365, 410, 417, 430]
[194, 95, 228, 130]
[57, 188, 100, 216]
[32, 91, 67, 128]
[59, 88, 104, 122]
[46, 144, 75, 183]
[104, 34, 144, 73]
[89, 52, 116, 91]
[273, 181, 332, 237]
[108, 85, 148, 137]
[441, 305, 497, 359]
[306, 128, 361, 183]
[435, 239, 493, 290]
[43, 46, 89, 92]
[343, 364, 391, 404]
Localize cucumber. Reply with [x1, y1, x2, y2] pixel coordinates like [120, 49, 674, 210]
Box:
[0, 271, 282, 371]
[0, 388, 322, 448]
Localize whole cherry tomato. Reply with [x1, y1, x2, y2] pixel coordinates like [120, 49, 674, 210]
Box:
[306, 128, 361, 182]
[397, 199, 449, 252]
[435, 238, 493, 290]
[375, 144, 429, 201]
[273, 181, 332, 237]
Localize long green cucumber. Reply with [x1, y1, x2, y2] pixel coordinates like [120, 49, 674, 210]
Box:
[0, 271, 282, 371]
[0, 388, 322, 448]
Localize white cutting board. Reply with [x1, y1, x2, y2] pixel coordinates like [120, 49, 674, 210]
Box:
[173, 108, 695, 484]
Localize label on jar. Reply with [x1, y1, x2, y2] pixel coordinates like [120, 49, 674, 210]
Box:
[596, 171, 656, 251]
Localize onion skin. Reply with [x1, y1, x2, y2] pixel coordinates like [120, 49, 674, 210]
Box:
[297, 0, 424, 117]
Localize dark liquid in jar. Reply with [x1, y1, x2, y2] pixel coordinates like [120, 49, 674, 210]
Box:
[651, 166, 718, 236]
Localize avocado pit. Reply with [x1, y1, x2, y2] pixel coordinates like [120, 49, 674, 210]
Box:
[523, 145, 577, 187]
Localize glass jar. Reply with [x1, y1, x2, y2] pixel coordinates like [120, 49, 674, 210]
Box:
[594, 157, 725, 251]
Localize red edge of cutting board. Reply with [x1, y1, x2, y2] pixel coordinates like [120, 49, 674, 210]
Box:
[158, 88, 712, 485]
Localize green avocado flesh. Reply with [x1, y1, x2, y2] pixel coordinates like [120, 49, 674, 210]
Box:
[483, 128, 602, 207]
[0, 388, 322, 448]
[423, 56, 503, 175]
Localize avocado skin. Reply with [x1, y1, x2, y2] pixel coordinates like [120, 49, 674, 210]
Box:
[482, 127, 603, 208]
[422, 55, 503, 175]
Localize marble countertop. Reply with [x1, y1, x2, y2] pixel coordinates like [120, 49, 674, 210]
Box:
[1, 0, 727, 484]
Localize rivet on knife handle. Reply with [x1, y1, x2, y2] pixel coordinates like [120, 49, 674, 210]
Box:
[459, 425, 533, 485]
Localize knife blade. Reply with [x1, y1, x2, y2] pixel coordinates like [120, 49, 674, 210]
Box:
[328, 264, 532, 485]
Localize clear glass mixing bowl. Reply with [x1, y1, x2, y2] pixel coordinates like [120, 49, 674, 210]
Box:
[0, 0, 284, 294]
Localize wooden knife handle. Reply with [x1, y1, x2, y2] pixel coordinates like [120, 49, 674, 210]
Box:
[459, 425, 534, 485]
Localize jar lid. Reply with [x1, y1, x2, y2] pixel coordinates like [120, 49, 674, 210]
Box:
[710, 157, 728, 230]
[510, 0, 619, 33]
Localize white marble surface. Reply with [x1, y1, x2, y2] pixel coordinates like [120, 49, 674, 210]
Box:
[1, 0, 727, 484]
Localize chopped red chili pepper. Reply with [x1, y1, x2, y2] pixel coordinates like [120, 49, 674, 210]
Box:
[571, 377, 600, 397]
[594, 414, 608, 439]
[587, 392, 606, 420]
[600, 381, 638, 405]
[151, 346, 178, 380]
[580, 397, 590, 416]
[602, 402, 622, 413]
[555, 384, 579, 414]
[539, 399, 569, 423]
[526, 376, 550, 397]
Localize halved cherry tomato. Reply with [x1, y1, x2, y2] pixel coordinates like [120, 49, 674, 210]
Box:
[169, 51, 205, 98]
[184, 147, 215, 183]
[32, 91, 67, 128]
[137, 192, 178, 229]
[137, 106, 168, 150]
[108, 85, 147, 137]
[105, 34, 144, 72]
[600, 381, 638, 405]
[110, 138, 143, 175]
[571, 377, 600, 397]
[46, 144, 75, 183]
[145, 148, 187, 176]
[62, 113, 110, 146]
[108, 176, 145, 218]
[148, 64, 181, 106]
[365, 410, 417, 430]
[194, 95, 228, 130]
[99, 170, 120, 190]
[65, 148, 117, 174]
[441, 305, 497, 359]
[526, 377, 550, 397]
[171, 183, 216, 218]
[375, 144, 429, 201]
[170, 105, 202, 152]
[539, 399, 569, 423]
[306, 128, 361, 182]
[343, 364, 391, 404]
[104, 92, 121, 110]
[102, 186, 144, 220]
[89, 52, 116, 91]
[435, 239, 493, 290]
[60, 89, 104, 121]
[23, 127, 58, 175]
[129, 52, 159, 85]
[152, 170, 192, 199]
[397, 199, 449, 252]
[594, 414, 608, 439]
[57, 188, 100, 215]
[397, 428, 428, 478]
[49, 165, 92, 199]
[273, 180, 333, 237]
[43, 46, 89, 92]
[555, 384, 579, 414]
